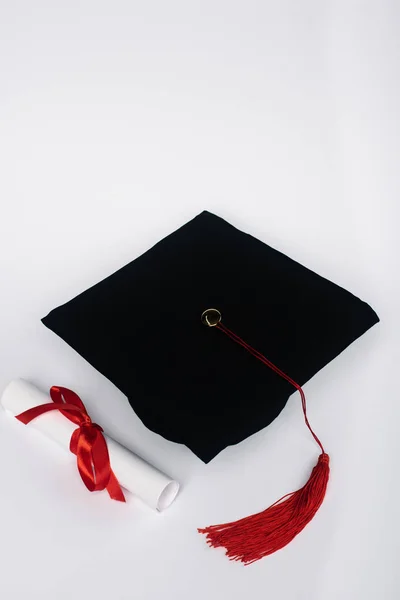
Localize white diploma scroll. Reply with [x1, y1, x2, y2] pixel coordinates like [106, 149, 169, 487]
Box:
[1, 379, 179, 511]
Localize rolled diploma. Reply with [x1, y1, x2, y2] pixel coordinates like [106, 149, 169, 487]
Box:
[1, 379, 179, 511]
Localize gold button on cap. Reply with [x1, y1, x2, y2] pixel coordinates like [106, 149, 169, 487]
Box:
[201, 308, 222, 327]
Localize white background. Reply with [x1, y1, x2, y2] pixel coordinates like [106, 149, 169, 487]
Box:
[0, 2, 399, 599]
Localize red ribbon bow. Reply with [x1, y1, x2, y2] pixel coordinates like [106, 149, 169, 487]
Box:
[16, 386, 125, 502]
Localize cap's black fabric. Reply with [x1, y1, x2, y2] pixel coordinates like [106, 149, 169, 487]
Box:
[42, 211, 379, 462]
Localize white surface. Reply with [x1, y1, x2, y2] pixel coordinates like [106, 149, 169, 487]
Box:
[0, 1, 398, 599]
[1, 380, 179, 511]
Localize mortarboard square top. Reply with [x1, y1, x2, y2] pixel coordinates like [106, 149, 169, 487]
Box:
[43, 211, 379, 463]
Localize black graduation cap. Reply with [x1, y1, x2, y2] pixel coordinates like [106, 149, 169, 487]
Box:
[42, 211, 378, 562]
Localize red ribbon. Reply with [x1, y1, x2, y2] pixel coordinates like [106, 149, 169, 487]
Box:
[16, 386, 125, 502]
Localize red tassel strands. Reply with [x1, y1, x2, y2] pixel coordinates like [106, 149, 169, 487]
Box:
[198, 321, 330, 565]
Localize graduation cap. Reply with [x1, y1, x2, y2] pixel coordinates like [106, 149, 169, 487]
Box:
[43, 211, 378, 563]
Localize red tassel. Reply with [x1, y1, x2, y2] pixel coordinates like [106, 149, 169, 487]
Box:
[198, 453, 329, 565]
[198, 321, 330, 564]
